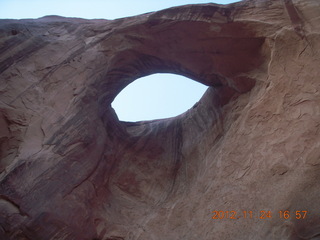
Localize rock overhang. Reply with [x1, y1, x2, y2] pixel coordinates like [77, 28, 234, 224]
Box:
[93, 5, 271, 127]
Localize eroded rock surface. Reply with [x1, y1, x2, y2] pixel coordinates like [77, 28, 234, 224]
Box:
[0, 0, 319, 239]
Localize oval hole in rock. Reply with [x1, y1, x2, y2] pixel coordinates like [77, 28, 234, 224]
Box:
[111, 73, 208, 122]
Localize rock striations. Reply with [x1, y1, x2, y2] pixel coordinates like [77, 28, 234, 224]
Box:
[0, 0, 320, 239]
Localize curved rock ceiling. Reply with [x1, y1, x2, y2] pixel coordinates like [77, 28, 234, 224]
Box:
[0, 0, 320, 239]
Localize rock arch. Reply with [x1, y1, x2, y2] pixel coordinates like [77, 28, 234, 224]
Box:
[0, 1, 319, 239]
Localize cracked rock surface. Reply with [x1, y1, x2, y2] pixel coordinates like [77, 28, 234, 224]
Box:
[0, 0, 320, 239]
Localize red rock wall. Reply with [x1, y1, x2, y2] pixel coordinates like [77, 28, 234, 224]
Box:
[0, 0, 319, 239]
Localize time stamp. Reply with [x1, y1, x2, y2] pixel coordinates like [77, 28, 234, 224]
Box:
[211, 210, 308, 220]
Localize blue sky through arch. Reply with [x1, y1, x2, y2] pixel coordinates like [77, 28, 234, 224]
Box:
[111, 74, 208, 121]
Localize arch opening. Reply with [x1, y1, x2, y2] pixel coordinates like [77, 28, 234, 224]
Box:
[111, 73, 209, 122]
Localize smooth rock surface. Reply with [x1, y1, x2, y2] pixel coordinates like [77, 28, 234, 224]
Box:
[0, 0, 319, 239]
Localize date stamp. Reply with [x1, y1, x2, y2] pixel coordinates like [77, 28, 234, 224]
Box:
[211, 210, 308, 220]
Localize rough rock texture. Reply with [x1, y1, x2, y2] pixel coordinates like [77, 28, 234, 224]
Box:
[0, 0, 320, 239]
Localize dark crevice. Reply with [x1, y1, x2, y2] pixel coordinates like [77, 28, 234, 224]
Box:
[0, 194, 29, 217]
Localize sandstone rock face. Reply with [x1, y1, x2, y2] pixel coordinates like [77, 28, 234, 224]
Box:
[0, 0, 320, 239]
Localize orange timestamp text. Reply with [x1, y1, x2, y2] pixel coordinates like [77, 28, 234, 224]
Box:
[211, 210, 307, 220]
